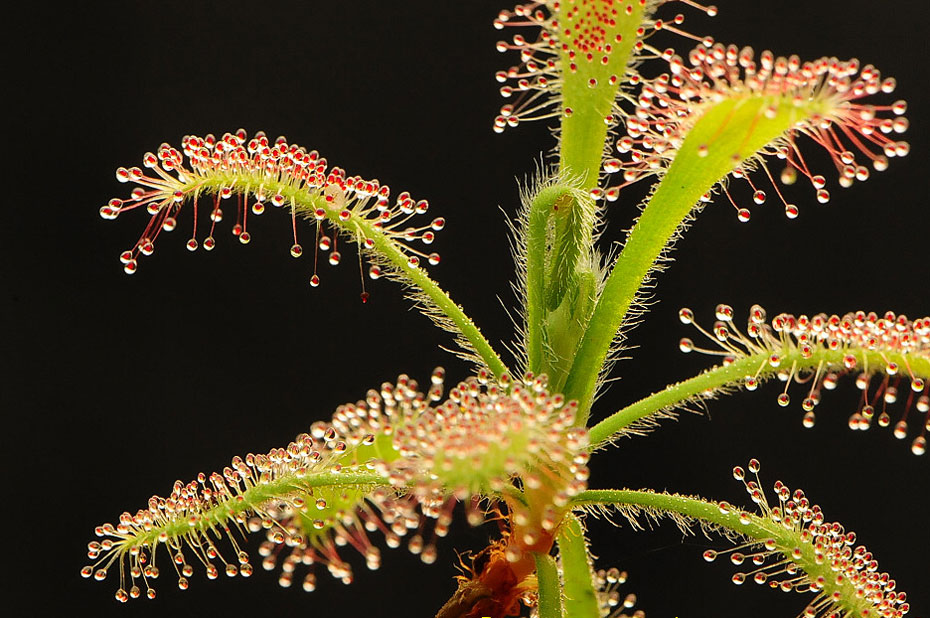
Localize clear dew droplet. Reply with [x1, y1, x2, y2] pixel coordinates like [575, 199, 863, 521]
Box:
[679, 307, 694, 324]
[894, 420, 908, 439]
[912, 436, 926, 456]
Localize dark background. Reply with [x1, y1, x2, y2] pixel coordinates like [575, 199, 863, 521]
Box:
[7, 1, 928, 616]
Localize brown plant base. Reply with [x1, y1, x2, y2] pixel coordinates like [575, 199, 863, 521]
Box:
[436, 539, 539, 618]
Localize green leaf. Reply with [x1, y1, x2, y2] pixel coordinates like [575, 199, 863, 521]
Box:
[589, 307, 930, 448]
[572, 477, 911, 618]
[565, 87, 877, 419]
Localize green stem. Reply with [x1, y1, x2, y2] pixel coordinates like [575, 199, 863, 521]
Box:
[534, 552, 564, 618]
[556, 513, 600, 618]
[588, 346, 930, 446]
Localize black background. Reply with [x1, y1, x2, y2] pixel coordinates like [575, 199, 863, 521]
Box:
[7, 1, 928, 616]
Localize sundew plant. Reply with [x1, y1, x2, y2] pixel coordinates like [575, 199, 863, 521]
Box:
[82, 1, 927, 617]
